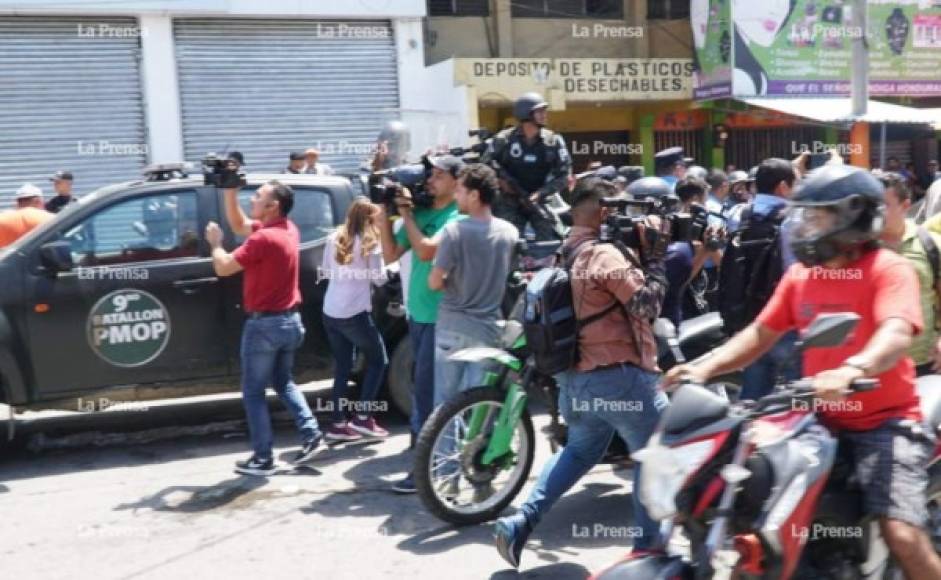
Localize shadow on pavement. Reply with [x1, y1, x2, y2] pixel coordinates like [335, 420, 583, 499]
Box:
[490, 562, 591, 579]
[114, 475, 270, 513]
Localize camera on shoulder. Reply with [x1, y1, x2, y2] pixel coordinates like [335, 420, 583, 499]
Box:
[368, 155, 435, 216]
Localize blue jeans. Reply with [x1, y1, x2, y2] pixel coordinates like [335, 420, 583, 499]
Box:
[740, 331, 800, 400]
[433, 328, 491, 407]
[323, 311, 388, 424]
[409, 319, 436, 438]
[520, 364, 669, 551]
[240, 312, 320, 461]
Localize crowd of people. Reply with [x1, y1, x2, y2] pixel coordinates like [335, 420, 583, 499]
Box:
[4, 90, 941, 572]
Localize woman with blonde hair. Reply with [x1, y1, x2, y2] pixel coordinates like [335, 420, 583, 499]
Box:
[320, 198, 389, 441]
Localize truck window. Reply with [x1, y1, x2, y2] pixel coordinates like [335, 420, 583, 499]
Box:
[62, 191, 199, 266]
[237, 186, 334, 244]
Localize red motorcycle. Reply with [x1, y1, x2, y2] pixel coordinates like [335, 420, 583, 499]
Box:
[592, 313, 941, 580]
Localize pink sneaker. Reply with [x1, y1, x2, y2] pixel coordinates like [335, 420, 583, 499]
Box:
[324, 422, 362, 443]
[349, 415, 389, 438]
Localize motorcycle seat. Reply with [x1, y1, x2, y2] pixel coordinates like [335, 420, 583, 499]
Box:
[916, 375, 941, 437]
[661, 383, 729, 437]
[677, 312, 724, 346]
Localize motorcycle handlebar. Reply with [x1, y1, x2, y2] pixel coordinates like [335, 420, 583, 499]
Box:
[746, 377, 880, 415]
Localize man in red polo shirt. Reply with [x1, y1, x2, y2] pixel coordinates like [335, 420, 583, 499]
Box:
[666, 166, 941, 578]
[205, 179, 323, 476]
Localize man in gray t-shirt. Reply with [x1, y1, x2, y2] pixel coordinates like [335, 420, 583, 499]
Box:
[429, 164, 519, 407]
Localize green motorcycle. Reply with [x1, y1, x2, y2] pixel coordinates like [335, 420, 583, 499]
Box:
[413, 309, 742, 526]
[413, 315, 551, 526]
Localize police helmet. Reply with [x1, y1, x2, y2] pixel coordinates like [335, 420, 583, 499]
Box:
[513, 93, 549, 124]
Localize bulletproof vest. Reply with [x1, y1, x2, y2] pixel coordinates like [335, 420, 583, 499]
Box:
[495, 127, 560, 194]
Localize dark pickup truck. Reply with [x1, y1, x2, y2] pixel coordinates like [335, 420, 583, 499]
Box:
[0, 169, 413, 433]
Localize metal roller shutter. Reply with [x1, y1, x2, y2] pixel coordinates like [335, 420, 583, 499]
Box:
[174, 18, 399, 175]
[0, 16, 147, 206]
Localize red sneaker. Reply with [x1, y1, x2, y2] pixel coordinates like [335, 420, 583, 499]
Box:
[349, 415, 389, 438]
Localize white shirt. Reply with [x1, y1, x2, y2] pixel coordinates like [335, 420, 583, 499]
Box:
[321, 232, 386, 319]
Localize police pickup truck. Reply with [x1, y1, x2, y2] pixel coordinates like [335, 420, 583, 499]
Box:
[0, 165, 412, 436]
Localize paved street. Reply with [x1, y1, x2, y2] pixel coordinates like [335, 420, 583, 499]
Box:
[1, 382, 645, 580]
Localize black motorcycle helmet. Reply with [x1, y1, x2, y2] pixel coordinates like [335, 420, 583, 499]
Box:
[513, 92, 549, 124]
[626, 176, 672, 201]
[786, 165, 885, 267]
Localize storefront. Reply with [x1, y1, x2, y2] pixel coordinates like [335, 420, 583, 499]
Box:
[451, 58, 696, 173]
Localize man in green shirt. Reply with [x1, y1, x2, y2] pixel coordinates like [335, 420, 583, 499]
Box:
[880, 173, 941, 375]
[378, 155, 465, 493]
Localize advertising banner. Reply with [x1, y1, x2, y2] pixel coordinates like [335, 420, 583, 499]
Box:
[693, 0, 941, 99]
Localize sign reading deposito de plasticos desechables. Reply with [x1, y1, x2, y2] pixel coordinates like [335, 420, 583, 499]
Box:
[87, 289, 171, 367]
[692, 0, 941, 99]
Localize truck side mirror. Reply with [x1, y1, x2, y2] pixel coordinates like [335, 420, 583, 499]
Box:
[39, 241, 74, 273]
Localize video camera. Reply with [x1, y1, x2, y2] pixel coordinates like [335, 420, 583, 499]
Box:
[599, 197, 723, 251]
[202, 153, 247, 189]
[368, 155, 434, 215]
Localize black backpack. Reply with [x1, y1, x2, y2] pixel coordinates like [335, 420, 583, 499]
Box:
[719, 204, 786, 334]
[522, 240, 620, 375]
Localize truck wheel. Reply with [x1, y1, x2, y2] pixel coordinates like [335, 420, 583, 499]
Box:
[386, 339, 413, 418]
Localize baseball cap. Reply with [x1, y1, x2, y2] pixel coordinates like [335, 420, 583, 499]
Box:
[227, 151, 244, 165]
[15, 183, 43, 200]
[50, 170, 73, 181]
[289, 151, 305, 161]
[429, 155, 465, 177]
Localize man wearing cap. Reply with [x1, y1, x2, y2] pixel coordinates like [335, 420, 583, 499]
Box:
[653, 147, 688, 189]
[482, 92, 571, 241]
[303, 148, 333, 176]
[45, 171, 76, 214]
[0, 184, 54, 247]
[377, 154, 466, 494]
[284, 152, 306, 174]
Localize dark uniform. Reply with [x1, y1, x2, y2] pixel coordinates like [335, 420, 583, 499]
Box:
[482, 126, 571, 240]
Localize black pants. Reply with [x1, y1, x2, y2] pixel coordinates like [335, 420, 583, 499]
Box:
[493, 195, 559, 241]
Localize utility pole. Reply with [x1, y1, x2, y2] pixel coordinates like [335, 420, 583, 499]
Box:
[851, 0, 868, 116]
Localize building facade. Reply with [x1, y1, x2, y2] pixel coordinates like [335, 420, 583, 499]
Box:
[0, 0, 469, 204]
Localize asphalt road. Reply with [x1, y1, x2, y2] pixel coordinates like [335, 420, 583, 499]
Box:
[0, 381, 648, 580]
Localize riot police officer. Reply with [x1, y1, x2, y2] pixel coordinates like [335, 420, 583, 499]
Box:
[482, 92, 571, 240]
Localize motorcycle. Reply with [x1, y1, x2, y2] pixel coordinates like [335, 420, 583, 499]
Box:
[592, 312, 941, 580]
[413, 296, 739, 526]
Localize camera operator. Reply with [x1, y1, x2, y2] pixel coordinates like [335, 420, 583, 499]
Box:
[204, 173, 323, 476]
[377, 155, 465, 494]
[494, 177, 670, 568]
[482, 92, 571, 241]
[649, 178, 722, 327]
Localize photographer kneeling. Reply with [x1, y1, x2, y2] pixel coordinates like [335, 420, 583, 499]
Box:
[494, 177, 671, 568]
[377, 155, 465, 494]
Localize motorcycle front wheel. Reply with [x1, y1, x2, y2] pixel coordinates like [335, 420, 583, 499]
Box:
[414, 386, 535, 526]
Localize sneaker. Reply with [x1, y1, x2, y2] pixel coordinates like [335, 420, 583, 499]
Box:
[325, 422, 363, 443]
[292, 431, 324, 464]
[349, 415, 389, 438]
[494, 512, 532, 569]
[391, 473, 416, 494]
[235, 455, 275, 476]
[437, 476, 460, 501]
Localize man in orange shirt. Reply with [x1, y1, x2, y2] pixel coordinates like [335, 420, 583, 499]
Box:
[0, 184, 54, 247]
